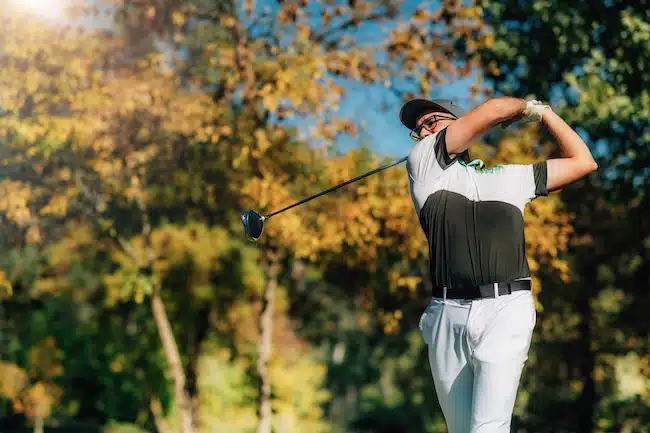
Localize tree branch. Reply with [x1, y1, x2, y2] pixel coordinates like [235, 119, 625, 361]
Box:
[313, 11, 393, 44]
[73, 171, 140, 265]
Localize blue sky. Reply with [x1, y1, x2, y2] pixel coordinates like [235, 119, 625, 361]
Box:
[333, 76, 477, 158]
[277, 0, 483, 158]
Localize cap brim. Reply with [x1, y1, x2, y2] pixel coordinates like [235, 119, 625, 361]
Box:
[399, 99, 457, 130]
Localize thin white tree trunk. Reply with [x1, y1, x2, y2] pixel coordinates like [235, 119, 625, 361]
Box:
[257, 250, 280, 433]
[33, 417, 43, 433]
[151, 291, 195, 433]
[76, 165, 198, 433]
[136, 191, 194, 433]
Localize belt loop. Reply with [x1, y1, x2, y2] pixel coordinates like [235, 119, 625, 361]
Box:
[493, 282, 499, 298]
[443, 287, 447, 301]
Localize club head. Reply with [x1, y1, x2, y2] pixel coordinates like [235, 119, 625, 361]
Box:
[241, 210, 265, 242]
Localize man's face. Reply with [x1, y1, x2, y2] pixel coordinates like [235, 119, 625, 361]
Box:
[411, 111, 457, 141]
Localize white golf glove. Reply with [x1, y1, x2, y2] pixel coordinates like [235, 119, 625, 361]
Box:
[500, 99, 551, 128]
[521, 99, 551, 123]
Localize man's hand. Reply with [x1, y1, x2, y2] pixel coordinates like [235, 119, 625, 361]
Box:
[522, 100, 551, 123]
[501, 99, 551, 128]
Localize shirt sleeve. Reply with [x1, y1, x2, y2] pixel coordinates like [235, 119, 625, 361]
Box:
[532, 161, 549, 197]
[474, 162, 549, 210]
[490, 162, 549, 205]
[406, 127, 459, 185]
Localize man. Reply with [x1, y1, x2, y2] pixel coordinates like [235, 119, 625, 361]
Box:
[399, 97, 597, 433]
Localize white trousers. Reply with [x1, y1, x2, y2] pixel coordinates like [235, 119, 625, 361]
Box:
[419, 289, 536, 433]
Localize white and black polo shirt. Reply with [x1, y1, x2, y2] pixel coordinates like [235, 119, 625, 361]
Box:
[407, 128, 548, 293]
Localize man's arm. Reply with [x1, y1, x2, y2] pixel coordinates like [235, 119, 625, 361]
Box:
[445, 97, 527, 155]
[543, 108, 598, 191]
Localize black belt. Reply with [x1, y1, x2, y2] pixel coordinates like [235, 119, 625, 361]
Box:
[433, 279, 532, 300]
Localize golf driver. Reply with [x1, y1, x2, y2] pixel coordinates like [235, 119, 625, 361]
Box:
[241, 156, 408, 242]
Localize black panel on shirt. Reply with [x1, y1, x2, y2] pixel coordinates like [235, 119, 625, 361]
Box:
[435, 127, 471, 169]
[419, 190, 531, 291]
[435, 128, 456, 169]
[533, 161, 549, 196]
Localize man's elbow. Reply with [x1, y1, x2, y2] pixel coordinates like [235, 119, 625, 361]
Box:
[580, 157, 598, 176]
[585, 157, 598, 173]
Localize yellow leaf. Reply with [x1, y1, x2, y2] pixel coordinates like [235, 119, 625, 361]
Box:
[0, 271, 13, 299]
[222, 16, 237, 28]
[0, 362, 28, 399]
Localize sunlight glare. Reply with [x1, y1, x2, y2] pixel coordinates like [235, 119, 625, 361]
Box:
[8, 0, 70, 21]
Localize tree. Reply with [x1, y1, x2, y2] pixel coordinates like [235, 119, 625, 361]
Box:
[0, 9, 221, 433]
[0, 339, 64, 433]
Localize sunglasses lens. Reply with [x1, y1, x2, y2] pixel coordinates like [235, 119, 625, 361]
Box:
[241, 210, 264, 241]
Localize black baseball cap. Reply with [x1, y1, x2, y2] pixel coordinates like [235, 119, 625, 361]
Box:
[399, 98, 465, 130]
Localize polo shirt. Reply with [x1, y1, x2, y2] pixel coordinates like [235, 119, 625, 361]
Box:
[407, 128, 548, 292]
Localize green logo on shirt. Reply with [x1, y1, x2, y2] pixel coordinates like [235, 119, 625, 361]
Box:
[458, 158, 503, 173]
[476, 165, 504, 174]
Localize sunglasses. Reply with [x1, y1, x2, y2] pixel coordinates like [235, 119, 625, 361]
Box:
[409, 114, 456, 142]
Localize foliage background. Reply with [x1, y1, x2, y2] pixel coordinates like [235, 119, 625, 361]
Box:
[0, 1, 648, 432]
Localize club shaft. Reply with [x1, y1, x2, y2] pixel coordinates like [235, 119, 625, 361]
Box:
[265, 156, 408, 219]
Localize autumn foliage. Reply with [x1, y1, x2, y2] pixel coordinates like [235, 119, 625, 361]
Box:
[0, 1, 647, 433]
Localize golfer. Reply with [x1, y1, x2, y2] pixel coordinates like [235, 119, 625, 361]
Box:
[400, 97, 597, 433]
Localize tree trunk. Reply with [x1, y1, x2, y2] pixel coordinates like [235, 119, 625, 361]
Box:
[33, 417, 43, 433]
[257, 249, 281, 433]
[151, 290, 195, 433]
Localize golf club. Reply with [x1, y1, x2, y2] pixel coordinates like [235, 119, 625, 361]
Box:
[241, 156, 408, 242]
